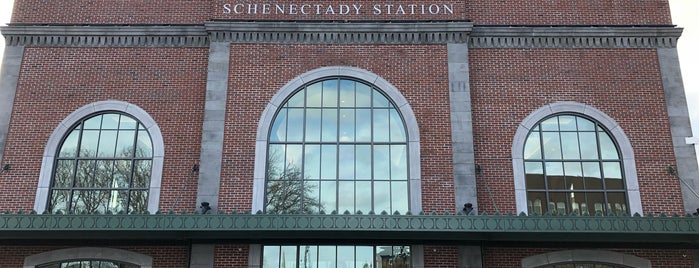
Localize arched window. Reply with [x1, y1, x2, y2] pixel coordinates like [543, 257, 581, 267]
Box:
[265, 78, 409, 214]
[523, 114, 627, 216]
[521, 250, 651, 268]
[48, 112, 153, 214]
[37, 260, 139, 268]
[534, 263, 630, 268]
[513, 102, 641, 215]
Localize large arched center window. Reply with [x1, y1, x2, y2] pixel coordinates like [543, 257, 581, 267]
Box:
[48, 113, 153, 214]
[524, 114, 627, 216]
[265, 78, 409, 214]
[37, 260, 139, 268]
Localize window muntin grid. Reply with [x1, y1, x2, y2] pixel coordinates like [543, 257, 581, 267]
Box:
[524, 114, 627, 216]
[48, 113, 153, 214]
[262, 245, 411, 268]
[265, 78, 409, 214]
[37, 260, 140, 268]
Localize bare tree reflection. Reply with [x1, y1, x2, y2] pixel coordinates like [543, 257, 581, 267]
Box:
[265, 149, 322, 214]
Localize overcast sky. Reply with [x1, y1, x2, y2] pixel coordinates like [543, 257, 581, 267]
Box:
[0, 1, 697, 163]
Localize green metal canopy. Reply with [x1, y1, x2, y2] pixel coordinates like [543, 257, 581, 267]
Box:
[1, 212, 698, 248]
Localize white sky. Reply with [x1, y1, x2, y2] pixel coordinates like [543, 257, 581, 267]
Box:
[0, 1, 697, 162]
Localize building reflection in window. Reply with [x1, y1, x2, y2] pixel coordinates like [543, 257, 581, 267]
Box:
[263, 245, 410, 268]
[524, 115, 627, 216]
[37, 260, 140, 268]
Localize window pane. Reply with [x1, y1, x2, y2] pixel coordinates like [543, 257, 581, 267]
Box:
[320, 181, 337, 213]
[524, 131, 541, 159]
[112, 160, 131, 188]
[374, 181, 390, 213]
[322, 79, 338, 107]
[306, 108, 321, 142]
[318, 246, 336, 267]
[80, 130, 100, 157]
[304, 145, 321, 180]
[373, 91, 390, 108]
[83, 115, 102, 129]
[338, 246, 355, 268]
[582, 162, 602, 189]
[356, 109, 372, 142]
[135, 129, 153, 158]
[119, 115, 137, 129]
[546, 162, 565, 189]
[527, 192, 546, 215]
[307, 82, 322, 107]
[392, 181, 408, 214]
[356, 145, 372, 180]
[525, 162, 544, 189]
[287, 89, 305, 107]
[97, 130, 118, 158]
[58, 130, 80, 158]
[49, 190, 70, 213]
[300, 246, 318, 268]
[338, 145, 355, 180]
[549, 192, 567, 215]
[542, 132, 562, 159]
[75, 160, 96, 187]
[390, 145, 407, 180]
[116, 130, 135, 157]
[320, 145, 337, 180]
[306, 181, 321, 213]
[133, 160, 152, 188]
[356, 181, 372, 213]
[286, 108, 304, 142]
[603, 162, 623, 189]
[54, 160, 75, 188]
[339, 80, 355, 107]
[287, 145, 303, 172]
[564, 162, 583, 190]
[540, 117, 559, 131]
[338, 181, 355, 214]
[356, 246, 373, 268]
[281, 246, 297, 268]
[389, 109, 406, 142]
[373, 109, 390, 142]
[560, 132, 581, 159]
[587, 192, 605, 215]
[101, 114, 120, 129]
[578, 132, 598, 159]
[599, 132, 620, 159]
[72, 190, 111, 213]
[356, 83, 372, 107]
[130, 190, 148, 213]
[321, 109, 337, 142]
[267, 145, 286, 180]
[263, 246, 281, 268]
[558, 115, 577, 131]
[374, 145, 390, 180]
[339, 109, 355, 142]
[607, 192, 627, 215]
[270, 109, 287, 142]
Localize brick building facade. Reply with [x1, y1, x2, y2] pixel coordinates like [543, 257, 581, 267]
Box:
[0, 1, 698, 267]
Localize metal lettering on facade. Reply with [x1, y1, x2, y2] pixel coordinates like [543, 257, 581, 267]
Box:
[222, 3, 454, 16]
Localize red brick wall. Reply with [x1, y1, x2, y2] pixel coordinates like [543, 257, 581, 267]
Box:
[484, 247, 694, 267]
[470, 48, 684, 215]
[424, 246, 459, 267]
[218, 44, 454, 213]
[0, 47, 207, 213]
[11, 0, 671, 25]
[214, 245, 250, 267]
[0, 246, 189, 267]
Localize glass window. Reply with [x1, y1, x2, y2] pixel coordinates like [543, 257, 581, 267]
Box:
[524, 114, 627, 216]
[265, 78, 409, 215]
[263, 245, 411, 268]
[37, 260, 140, 268]
[536, 262, 630, 268]
[48, 113, 153, 214]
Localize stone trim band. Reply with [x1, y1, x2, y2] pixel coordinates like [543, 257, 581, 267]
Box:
[1, 23, 682, 47]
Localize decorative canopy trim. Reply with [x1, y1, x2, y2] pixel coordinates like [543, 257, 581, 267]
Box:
[1, 213, 698, 247]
